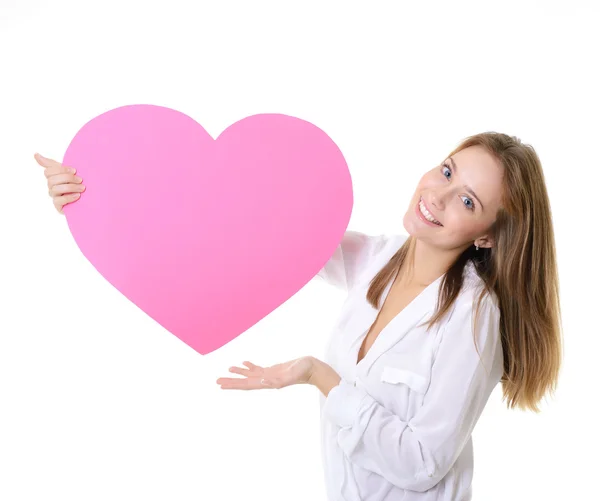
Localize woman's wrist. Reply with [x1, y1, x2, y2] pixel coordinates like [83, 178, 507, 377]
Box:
[308, 357, 342, 397]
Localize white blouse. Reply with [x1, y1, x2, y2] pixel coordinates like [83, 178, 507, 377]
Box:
[316, 231, 504, 501]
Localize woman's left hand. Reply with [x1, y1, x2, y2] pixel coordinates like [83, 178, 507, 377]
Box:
[217, 356, 316, 390]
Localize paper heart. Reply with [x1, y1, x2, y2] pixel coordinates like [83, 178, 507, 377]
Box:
[63, 105, 353, 354]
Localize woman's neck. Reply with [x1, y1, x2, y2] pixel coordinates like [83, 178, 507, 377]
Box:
[403, 237, 460, 287]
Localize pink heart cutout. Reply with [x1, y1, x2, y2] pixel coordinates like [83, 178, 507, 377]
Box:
[63, 105, 353, 354]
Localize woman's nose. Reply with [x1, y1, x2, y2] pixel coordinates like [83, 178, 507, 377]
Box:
[430, 192, 444, 210]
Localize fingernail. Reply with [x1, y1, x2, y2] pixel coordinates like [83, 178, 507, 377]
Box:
[73, 193, 81, 198]
[70, 168, 76, 174]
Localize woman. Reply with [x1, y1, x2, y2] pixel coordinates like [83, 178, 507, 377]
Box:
[35, 132, 563, 500]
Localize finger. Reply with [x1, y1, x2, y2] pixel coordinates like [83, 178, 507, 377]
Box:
[228, 366, 252, 377]
[35, 153, 66, 170]
[49, 183, 86, 197]
[53, 193, 81, 213]
[47, 172, 81, 186]
[217, 377, 263, 390]
[44, 165, 76, 179]
[243, 361, 263, 371]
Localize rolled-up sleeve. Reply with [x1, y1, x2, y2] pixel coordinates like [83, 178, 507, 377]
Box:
[322, 295, 504, 492]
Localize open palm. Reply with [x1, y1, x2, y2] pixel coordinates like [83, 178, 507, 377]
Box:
[217, 357, 314, 390]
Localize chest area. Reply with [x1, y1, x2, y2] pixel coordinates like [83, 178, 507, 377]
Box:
[357, 283, 427, 361]
[328, 284, 442, 418]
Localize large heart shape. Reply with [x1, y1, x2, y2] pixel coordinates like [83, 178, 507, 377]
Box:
[62, 105, 353, 354]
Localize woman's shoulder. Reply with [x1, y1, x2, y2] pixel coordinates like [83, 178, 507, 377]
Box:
[346, 231, 409, 267]
[350, 231, 408, 251]
[367, 232, 410, 266]
[376, 232, 410, 255]
[454, 261, 499, 313]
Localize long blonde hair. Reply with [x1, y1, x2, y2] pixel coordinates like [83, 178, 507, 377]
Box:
[367, 132, 563, 413]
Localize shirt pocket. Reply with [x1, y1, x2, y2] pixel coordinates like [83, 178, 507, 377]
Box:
[380, 366, 429, 394]
[373, 351, 433, 419]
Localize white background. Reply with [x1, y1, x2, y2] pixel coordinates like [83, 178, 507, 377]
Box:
[1, 1, 599, 500]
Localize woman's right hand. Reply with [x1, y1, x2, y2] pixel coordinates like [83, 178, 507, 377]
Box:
[34, 153, 86, 214]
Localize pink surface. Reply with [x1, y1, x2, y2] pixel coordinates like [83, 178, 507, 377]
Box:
[62, 105, 353, 355]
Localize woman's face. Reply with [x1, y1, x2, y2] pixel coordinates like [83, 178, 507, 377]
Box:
[403, 145, 504, 251]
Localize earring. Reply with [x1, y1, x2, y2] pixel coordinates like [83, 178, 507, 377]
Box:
[475, 244, 479, 251]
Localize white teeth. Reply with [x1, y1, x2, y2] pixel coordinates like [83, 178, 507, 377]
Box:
[419, 199, 442, 225]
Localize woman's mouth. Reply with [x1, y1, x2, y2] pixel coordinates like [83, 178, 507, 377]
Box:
[416, 197, 443, 226]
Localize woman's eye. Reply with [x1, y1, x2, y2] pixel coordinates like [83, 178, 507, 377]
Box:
[442, 163, 476, 211]
[462, 196, 475, 210]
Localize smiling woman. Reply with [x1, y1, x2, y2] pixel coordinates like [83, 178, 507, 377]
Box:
[212, 132, 562, 501]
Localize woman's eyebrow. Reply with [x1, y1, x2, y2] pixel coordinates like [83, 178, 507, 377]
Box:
[449, 157, 485, 211]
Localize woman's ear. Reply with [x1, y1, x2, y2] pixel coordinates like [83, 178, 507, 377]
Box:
[474, 235, 495, 249]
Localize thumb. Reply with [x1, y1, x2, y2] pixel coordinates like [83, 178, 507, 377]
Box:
[34, 152, 48, 167]
[260, 378, 282, 388]
[34, 153, 65, 171]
